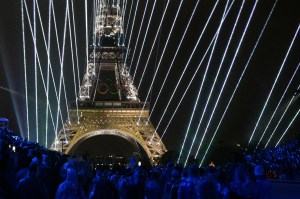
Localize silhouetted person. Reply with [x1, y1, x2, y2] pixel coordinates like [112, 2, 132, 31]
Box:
[16, 162, 48, 199]
[145, 169, 162, 199]
[229, 165, 256, 199]
[56, 167, 86, 199]
[0, 139, 16, 199]
[253, 165, 271, 199]
[178, 165, 199, 199]
[197, 178, 219, 199]
[89, 170, 118, 199]
[163, 168, 181, 199]
[38, 154, 57, 199]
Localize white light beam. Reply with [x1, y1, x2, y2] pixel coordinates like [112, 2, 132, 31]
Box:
[246, 24, 300, 151]
[255, 61, 300, 151]
[199, 0, 278, 166]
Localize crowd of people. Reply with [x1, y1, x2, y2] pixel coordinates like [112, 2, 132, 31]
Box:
[246, 140, 300, 180]
[0, 119, 297, 199]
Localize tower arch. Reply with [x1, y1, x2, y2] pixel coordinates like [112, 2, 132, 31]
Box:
[67, 129, 152, 159]
[52, 104, 167, 164]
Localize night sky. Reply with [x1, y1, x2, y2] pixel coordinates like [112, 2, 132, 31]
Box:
[0, 0, 300, 164]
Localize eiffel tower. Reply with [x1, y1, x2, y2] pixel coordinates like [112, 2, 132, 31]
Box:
[51, 0, 166, 164]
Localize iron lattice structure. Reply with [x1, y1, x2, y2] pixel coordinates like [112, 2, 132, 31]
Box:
[51, 0, 166, 164]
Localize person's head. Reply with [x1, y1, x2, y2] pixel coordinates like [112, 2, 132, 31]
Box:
[28, 162, 39, 177]
[171, 168, 181, 180]
[234, 165, 251, 183]
[60, 161, 76, 179]
[66, 168, 78, 183]
[254, 165, 264, 177]
[188, 164, 199, 178]
[205, 166, 216, 175]
[166, 162, 174, 169]
[42, 154, 50, 166]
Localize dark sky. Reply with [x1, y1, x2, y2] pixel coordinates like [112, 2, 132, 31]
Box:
[0, 0, 300, 164]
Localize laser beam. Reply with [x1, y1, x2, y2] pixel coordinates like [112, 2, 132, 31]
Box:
[246, 24, 300, 151]
[137, 0, 190, 125]
[124, 0, 133, 40]
[178, 0, 236, 164]
[70, 0, 81, 91]
[85, 0, 89, 75]
[128, 0, 149, 72]
[33, 0, 38, 142]
[124, 0, 140, 72]
[23, 0, 57, 146]
[265, 82, 300, 148]
[150, 0, 231, 134]
[199, 0, 278, 166]
[53, 0, 69, 142]
[183, 0, 237, 166]
[255, 61, 300, 151]
[131, 0, 156, 80]
[193, 0, 251, 161]
[34, 0, 67, 139]
[21, 0, 30, 140]
[149, 0, 223, 119]
[45, 0, 52, 147]
[136, 0, 171, 90]
[67, 0, 80, 124]
[37, 0, 68, 138]
[276, 107, 300, 147]
[157, 0, 237, 144]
